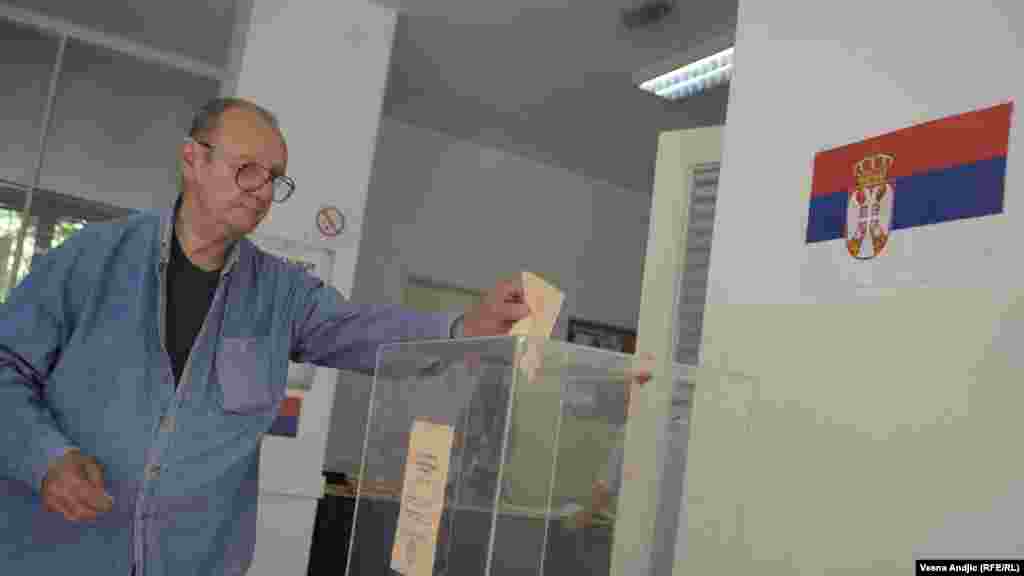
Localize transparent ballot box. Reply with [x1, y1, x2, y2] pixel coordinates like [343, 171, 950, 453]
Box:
[344, 336, 659, 576]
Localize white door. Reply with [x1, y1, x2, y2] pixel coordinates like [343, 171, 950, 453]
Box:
[610, 126, 724, 576]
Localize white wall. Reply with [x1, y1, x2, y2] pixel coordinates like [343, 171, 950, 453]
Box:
[681, 1, 1024, 574]
[324, 116, 652, 474]
[356, 116, 650, 331]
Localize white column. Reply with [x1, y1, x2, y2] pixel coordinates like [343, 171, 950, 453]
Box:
[224, 1, 399, 574]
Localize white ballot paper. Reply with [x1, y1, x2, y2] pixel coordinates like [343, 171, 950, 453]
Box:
[509, 271, 565, 381]
[390, 419, 455, 576]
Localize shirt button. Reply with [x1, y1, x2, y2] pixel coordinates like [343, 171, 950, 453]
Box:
[145, 464, 162, 481]
[159, 415, 175, 433]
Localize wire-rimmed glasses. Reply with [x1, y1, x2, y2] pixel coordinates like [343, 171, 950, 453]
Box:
[189, 138, 295, 203]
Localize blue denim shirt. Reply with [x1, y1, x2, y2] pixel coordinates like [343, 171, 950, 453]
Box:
[0, 206, 460, 575]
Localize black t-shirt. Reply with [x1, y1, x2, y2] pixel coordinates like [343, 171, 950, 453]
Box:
[165, 227, 220, 386]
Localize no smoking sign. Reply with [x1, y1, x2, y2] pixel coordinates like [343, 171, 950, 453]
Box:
[316, 206, 345, 238]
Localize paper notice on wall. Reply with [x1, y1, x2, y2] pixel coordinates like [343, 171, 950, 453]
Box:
[509, 271, 565, 381]
[390, 419, 455, 576]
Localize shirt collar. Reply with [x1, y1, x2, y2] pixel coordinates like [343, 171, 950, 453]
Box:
[161, 195, 241, 276]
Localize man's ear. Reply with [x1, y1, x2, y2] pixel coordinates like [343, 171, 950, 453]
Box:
[180, 140, 202, 186]
[181, 140, 197, 173]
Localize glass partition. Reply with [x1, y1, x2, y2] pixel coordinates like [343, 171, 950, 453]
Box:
[0, 19, 58, 188]
[39, 38, 219, 212]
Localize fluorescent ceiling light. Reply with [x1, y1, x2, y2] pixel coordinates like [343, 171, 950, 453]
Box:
[638, 46, 734, 101]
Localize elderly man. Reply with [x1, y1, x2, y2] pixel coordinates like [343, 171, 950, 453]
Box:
[0, 98, 529, 575]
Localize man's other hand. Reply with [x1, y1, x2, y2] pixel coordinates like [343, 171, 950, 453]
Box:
[462, 277, 531, 337]
[41, 450, 114, 522]
[569, 509, 595, 531]
[628, 352, 655, 385]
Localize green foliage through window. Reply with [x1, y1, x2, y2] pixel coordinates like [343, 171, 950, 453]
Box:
[0, 211, 86, 303]
[52, 219, 86, 249]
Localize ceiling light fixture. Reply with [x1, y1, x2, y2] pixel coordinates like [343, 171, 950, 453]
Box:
[638, 45, 734, 101]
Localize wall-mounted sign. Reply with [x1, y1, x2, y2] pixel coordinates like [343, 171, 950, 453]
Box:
[316, 205, 345, 238]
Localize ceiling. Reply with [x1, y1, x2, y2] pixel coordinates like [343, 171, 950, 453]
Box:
[377, 0, 738, 193]
[3, 0, 737, 194]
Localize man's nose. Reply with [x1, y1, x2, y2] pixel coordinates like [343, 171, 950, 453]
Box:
[246, 181, 275, 204]
[257, 180, 276, 199]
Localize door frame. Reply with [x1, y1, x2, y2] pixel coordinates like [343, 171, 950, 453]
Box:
[611, 126, 724, 576]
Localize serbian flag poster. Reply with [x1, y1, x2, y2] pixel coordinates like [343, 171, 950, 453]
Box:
[802, 102, 1014, 294]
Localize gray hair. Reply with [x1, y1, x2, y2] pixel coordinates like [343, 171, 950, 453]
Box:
[188, 97, 282, 141]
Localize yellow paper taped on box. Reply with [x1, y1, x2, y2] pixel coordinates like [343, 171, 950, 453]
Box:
[390, 419, 454, 576]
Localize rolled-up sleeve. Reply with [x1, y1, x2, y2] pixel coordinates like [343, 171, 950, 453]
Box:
[289, 274, 462, 374]
[0, 249, 78, 493]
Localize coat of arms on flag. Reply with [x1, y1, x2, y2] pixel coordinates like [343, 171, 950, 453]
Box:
[846, 153, 895, 260]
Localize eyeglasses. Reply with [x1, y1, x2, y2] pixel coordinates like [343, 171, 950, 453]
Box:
[188, 138, 295, 203]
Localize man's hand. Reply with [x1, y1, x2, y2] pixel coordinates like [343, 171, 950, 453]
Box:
[41, 450, 114, 522]
[462, 278, 531, 337]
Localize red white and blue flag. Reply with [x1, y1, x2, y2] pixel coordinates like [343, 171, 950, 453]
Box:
[807, 102, 1013, 260]
[269, 391, 303, 437]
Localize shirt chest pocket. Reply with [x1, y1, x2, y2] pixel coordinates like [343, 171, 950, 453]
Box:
[215, 336, 283, 415]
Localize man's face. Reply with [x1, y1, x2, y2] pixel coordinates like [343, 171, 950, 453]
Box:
[183, 108, 288, 238]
